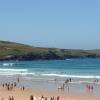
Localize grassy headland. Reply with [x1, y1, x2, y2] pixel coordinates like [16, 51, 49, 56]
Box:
[0, 41, 99, 60]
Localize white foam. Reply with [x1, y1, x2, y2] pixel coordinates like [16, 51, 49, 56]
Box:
[41, 74, 100, 79]
[3, 63, 14, 66]
[20, 72, 35, 76]
[0, 69, 27, 71]
[0, 68, 100, 79]
[66, 59, 72, 61]
[0, 68, 29, 76]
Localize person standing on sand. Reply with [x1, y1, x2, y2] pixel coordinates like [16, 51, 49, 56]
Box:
[57, 96, 60, 100]
[17, 76, 19, 83]
[7, 84, 10, 91]
[11, 96, 14, 100]
[22, 86, 25, 91]
[41, 95, 44, 100]
[50, 97, 53, 100]
[2, 83, 4, 87]
[30, 95, 34, 100]
[69, 78, 71, 82]
[52, 96, 54, 100]
[14, 82, 17, 87]
[91, 85, 94, 92]
[8, 96, 12, 100]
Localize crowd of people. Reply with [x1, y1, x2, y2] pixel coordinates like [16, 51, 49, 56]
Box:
[56, 78, 99, 94]
[2, 81, 25, 91]
[56, 78, 71, 91]
[8, 96, 14, 100]
[0, 77, 99, 100]
[86, 84, 94, 92]
[0, 76, 26, 100]
[2, 82, 17, 91]
[30, 95, 60, 100]
[0, 95, 60, 100]
[0, 76, 60, 100]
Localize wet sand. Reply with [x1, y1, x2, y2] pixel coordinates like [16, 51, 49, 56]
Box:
[0, 76, 100, 100]
[0, 87, 100, 100]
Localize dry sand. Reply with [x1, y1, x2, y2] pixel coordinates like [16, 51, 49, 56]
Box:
[0, 86, 100, 100]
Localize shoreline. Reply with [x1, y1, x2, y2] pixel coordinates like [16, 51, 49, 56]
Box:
[0, 76, 99, 100]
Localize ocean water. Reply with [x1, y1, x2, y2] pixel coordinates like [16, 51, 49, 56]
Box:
[0, 58, 100, 80]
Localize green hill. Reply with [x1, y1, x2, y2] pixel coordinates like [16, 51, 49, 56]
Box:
[0, 40, 99, 60]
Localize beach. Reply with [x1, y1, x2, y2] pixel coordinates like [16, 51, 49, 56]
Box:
[0, 87, 100, 100]
[0, 59, 100, 99]
[0, 75, 100, 100]
[0, 0, 100, 99]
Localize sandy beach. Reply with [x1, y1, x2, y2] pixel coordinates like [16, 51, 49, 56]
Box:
[0, 86, 100, 100]
[0, 76, 100, 100]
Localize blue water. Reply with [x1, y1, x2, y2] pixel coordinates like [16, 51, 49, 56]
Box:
[0, 58, 100, 79]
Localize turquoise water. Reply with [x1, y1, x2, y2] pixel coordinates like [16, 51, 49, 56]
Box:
[0, 58, 100, 79]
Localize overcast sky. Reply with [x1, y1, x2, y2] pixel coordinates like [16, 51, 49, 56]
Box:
[0, 0, 100, 49]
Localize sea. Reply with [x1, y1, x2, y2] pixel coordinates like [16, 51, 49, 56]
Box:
[0, 58, 100, 79]
[0, 58, 100, 94]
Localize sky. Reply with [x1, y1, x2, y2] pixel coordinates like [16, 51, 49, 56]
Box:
[0, 0, 100, 49]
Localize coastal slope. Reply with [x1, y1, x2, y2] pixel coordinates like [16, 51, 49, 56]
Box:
[0, 40, 99, 60]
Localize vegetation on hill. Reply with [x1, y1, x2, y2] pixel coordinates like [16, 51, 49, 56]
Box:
[0, 41, 99, 60]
